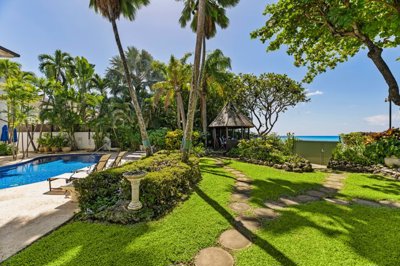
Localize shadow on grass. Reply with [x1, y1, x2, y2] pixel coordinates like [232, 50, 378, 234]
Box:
[195, 187, 296, 266]
[250, 178, 325, 207]
[261, 201, 400, 265]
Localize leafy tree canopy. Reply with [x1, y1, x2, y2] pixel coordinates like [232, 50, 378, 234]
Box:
[232, 73, 309, 135]
[252, 0, 400, 103]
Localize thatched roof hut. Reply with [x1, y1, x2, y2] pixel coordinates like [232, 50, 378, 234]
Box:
[0, 46, 19, 58]
[209, 102, 254, 150]
[209, 102, 254, 129]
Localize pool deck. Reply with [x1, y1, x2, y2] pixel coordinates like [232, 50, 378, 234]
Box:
[0, 151, 145, 262]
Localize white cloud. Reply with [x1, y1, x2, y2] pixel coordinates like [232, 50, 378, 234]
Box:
[364, 112, 400, 126]
[306, 90, 324, 97]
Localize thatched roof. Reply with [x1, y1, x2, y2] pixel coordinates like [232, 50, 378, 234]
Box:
[209, 102, 254, 128]
[0, 46, 19, 58]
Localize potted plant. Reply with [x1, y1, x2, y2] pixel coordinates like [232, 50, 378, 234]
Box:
[61, 135, 71, 153]
[50, 135, 63, 153]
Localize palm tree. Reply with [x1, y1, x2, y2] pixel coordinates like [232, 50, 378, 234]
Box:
[89, 0, 153, 156]
[179, 0, 238, 161]
[200, 49, 231, 136]
[152, 53, 192, 129]
[181, 0, 207, 162]
[38, 50, 74, 84]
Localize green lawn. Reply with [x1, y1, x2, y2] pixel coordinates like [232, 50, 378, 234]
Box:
[4, 158, 236, 266]
[339, 173, 400, 202]
[224, 159, 326, 207]
[5, 159, 400, 266]
[235, 201, 400, 266]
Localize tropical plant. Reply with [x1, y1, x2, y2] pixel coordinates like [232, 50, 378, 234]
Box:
[89, 0, 153, 156]
[152, 54, 192, 129]
[38, 50, 74, 84]
[252, 0, 400, 105]
[200, 49, 231, 136]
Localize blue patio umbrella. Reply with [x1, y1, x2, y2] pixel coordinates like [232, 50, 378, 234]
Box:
[13, 128, 17, 142]
[0, 125, 8, 142]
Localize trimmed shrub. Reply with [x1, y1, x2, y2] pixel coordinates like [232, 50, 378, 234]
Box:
[148, 128, 169, 150]
[75, 151, 201, 224]
[227, 134, 312, 172]
[165, 129, 201, 150]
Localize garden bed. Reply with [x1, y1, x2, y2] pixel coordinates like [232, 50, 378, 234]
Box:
[75, 151, 201, 224]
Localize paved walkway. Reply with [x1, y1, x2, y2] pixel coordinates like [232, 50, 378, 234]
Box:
[194, 159, 400, 266]
[0, 151, 145, 262]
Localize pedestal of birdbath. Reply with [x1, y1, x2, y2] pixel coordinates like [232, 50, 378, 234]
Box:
[123, 171, 147, 211]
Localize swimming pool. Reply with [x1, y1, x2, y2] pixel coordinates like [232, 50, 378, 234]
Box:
[0, 154, 101, 189]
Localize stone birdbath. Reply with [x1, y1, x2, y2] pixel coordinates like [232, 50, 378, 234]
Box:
[123, 170, 147, 211]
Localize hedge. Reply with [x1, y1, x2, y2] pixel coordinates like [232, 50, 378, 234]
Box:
[74, 151, 201, 224]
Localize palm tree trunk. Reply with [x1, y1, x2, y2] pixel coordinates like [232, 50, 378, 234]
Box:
[200, 36, 208, 143]
[111, 19, 152, 156]
[175, 89, 186, 129]
[182, 0, 206, 162]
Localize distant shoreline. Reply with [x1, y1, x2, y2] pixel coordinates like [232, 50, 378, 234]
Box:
[280, 136, 340, 142]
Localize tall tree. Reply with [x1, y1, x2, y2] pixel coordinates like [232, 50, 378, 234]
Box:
[152, 53, 192, 129]
[181, 0, 207, 162]
[89, 0, 153, 156]
[178, 0, 239, 155]
[200, 49, 231, 136]
[232, 73, 309, 135]
[252, 0, 400, 105]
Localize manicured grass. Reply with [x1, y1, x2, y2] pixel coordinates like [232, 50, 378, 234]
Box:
[235, 201, 400, 266]
[4, 159, 235, 266]
[224, 159, 326, 206]
[339, 173, 400, 202]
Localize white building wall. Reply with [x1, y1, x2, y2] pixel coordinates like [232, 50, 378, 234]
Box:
[17, 132, 96, 152]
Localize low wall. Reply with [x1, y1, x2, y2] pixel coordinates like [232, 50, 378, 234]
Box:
[16, 132, 95, 152]
[294, 140, 339, 165]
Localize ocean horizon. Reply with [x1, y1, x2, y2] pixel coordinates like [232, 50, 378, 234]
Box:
[280, 135, 340, 142]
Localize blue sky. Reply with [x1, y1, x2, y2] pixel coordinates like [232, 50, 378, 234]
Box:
[1, 0, 399, 135]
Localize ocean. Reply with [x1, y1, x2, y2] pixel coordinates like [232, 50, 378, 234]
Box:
[281, 136, 340, 142]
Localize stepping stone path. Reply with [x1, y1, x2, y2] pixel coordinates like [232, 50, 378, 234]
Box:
[195, 160, 257, 266]
[194, 160, 400, 265]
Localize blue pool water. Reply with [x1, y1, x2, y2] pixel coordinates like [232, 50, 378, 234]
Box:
[281, 136, 340, 142]
[0, 154, 101, 189]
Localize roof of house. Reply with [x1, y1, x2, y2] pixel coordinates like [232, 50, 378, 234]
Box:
[209, 102, 255, 128]
[0, 46, 20, 58]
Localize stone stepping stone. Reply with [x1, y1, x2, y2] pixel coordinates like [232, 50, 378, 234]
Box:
[323, 183, 342, 190]
[293, 195, 319, 203]
[194, 247, 234, 266]
[236, 177, 252, 183]
[379, 200, 400, 208]
[264, 200, 286, 210]
[254, 208, 280, 219]
[231, 193, 250, 202]
[318, 187, 337, 195]
[235, 216, 261, 231]
[236, 181, 251, 188]
[279, 197, 300, 206]
[306, 190, 326, 198]
[352, 198, 381, 207]
[235, 186, 252, 194]
[229, 202, 250, 213]
[219, 229, 252, 250]
[324, 198, 350, 206]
